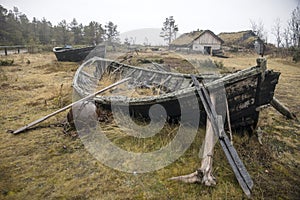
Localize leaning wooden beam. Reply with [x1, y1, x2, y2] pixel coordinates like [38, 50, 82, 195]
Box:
[225, 96, 233, 144]
[11, 77, 131, 135]
[271, 97, 297, 120]
[191, 75, 253, 197]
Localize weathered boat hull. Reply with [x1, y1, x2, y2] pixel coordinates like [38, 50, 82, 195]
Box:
[73, 57, 280, 131]
[53, 46, 96, 62]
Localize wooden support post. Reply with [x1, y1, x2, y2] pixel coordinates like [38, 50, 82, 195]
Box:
[256, 57, 267, 70]
[271, 97, 297, 120]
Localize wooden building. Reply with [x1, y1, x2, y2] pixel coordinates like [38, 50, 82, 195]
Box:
[218, 30, 263, 50]
[170, 30, 224, 54]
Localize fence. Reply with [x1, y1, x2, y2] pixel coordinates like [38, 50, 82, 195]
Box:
[0, 45, 27, 55]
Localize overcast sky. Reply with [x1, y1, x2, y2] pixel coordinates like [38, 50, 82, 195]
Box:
[1, 0, 299, 43]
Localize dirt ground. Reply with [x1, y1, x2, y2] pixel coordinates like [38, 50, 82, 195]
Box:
[0, 51, 299, 199]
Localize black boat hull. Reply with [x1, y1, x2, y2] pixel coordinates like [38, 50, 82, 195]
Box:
[73, 57, 280, 131]
[53, 46, 96, 62]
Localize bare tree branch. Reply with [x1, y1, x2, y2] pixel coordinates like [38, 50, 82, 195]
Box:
[272, 18, 282, 48]
[250, 19, 266, 41]
[288, 6, 300, 47]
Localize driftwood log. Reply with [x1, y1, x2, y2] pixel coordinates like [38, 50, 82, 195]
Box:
[169, 94, 217, 186]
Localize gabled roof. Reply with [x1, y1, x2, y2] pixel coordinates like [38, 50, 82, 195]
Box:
[170, 30, 224, 46]
[218, 30, 260, 48]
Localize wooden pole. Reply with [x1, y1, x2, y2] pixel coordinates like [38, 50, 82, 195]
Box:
[12, 77, 131, 135]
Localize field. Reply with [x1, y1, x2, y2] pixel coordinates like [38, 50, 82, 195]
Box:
[0, 51, 299, 199]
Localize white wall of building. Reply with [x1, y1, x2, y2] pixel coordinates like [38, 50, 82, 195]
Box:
[192, 32, 222, 53]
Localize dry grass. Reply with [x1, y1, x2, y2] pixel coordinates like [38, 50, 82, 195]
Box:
[218, 31, 257, 48]
[0, 51, 299, 199]
[119, 51, 199, 74]
[97, 74, 157, 98]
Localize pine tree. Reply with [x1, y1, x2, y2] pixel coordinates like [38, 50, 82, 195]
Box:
[70, 18, 83, 45]
[105, 21, 119, 45]
[83, 21, 104, 45]
[160, 16, 178, 45]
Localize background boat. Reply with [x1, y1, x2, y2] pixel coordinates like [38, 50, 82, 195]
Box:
[53, 46, 97, 62]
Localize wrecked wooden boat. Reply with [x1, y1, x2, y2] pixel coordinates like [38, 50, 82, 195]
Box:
[53, 46, 96, 62]
[73, 57, 280, 131]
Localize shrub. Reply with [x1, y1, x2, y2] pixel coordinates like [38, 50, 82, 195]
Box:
[292, 48, 300, 63]
[0, 59, 14, 66]
[214, 60, 224, 68]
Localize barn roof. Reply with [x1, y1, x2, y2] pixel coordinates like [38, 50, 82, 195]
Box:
[170, 30, 223, 46]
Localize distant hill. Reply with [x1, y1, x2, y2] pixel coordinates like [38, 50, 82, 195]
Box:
[119, 28, 170, 46]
